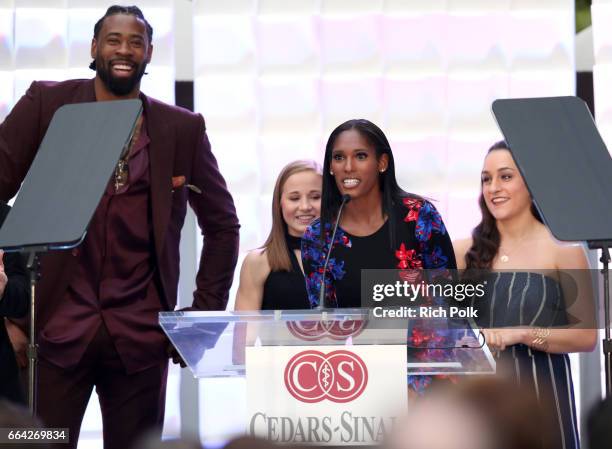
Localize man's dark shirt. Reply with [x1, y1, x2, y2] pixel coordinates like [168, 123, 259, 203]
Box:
[39, 120, 166, 373]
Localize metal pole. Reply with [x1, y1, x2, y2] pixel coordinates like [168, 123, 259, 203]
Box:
[26, 252, 38, 416]
[601, 246, 611, 397]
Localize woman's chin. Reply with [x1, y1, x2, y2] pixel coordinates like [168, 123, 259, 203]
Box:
[338, 187, 363, 200]
[287, 225, 308, 237]
[491, 210, 516, 222]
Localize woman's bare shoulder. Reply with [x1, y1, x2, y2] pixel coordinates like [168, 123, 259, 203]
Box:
[241, 248, 271, 279]
[533, 224, 588, 270]
[552, 240, 590, 270]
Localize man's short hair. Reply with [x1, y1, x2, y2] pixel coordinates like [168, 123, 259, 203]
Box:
[93, 5, 153, 43]
[89, 5, 153, 71]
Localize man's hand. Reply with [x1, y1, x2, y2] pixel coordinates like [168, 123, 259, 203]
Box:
[167, 343, 186, 368]
[5, 319, 28, 368]
[0, 250, 7, 299]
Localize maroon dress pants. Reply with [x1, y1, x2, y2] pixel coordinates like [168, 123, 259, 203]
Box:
[36, 323, 168, 449]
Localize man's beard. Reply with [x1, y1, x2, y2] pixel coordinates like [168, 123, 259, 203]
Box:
[96, 56, 147, 97]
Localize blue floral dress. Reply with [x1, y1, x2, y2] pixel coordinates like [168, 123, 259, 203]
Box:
[301, 197, 457, 392]
[301, 197, 456, 308]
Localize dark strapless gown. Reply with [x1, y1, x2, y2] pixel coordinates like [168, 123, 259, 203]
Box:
[476, 272, 580, 449]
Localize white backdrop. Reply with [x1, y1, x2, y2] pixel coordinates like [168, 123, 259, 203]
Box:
[191, 0, 576, 305]
[593, 0, 612, 148]
[0, 0, 580, 447]
[191, 0, 577, 444]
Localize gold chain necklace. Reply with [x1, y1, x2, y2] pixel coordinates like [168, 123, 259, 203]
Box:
[498, 234, 531, 263]
[114, 118, 142, 192]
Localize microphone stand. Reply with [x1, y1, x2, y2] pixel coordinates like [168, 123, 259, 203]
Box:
[317, 194, 351, 310]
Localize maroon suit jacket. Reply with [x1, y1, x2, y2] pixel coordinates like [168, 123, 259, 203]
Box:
[0, 79, 240, 353]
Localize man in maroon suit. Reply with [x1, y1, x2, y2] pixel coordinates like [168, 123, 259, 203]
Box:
[0, 5, 239, 449]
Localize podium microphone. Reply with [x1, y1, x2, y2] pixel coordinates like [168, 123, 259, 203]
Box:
[318, 194, 351, 309]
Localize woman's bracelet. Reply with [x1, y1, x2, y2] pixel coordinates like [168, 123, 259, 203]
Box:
[530, 327, 550, 351]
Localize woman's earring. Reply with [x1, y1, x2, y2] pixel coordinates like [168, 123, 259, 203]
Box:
[330, 171, 334, 175]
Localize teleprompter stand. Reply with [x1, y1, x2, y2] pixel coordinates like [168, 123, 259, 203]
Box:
[588, 241, 612, 395]
[0, 100, 142, 415]
[492, 96, 612, 397]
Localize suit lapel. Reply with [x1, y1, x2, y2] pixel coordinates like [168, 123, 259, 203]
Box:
[73, 79, 97, 103]
[72, 82, 174, 258]
[141, 93, 174, 258]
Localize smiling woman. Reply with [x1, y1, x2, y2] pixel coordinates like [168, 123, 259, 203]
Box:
[329, 129, 388, 209]
[453, 141, 597, 449]
[234, 160, 322, 311]
[302, 119, 456, 309]
[300, 120, 457, 394]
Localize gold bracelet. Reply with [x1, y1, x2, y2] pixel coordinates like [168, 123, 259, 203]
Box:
[531, 327, 550, 350]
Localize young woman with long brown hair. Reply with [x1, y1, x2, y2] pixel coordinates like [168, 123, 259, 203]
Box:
[235, 160, 322, 310]
[454, 141, 596, 449]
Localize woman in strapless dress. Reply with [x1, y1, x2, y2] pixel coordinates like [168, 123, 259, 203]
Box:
[453, 141, 597, 449]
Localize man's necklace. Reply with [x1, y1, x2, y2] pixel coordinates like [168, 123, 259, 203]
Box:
[114, 119, 142, 192]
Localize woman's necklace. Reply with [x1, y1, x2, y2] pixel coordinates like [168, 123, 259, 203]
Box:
[498, 234, 531, 263]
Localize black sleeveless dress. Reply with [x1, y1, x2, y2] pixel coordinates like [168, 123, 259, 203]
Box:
[302, 199, 456, 309]
[476, 272, 580, 449]
[261, 234, 310, 310]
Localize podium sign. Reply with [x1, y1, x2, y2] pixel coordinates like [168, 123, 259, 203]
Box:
[246, 345, 407, 445]
[159, 309, 495, 445]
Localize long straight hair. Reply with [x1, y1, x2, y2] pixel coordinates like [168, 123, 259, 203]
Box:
[465, 141, 543, 269]
[320, 119, 419, 249]
[263, 160, 322, 272]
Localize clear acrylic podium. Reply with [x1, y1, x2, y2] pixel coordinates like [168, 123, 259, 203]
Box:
[159, 308, 496, 378]
[160, 309, 495, 445]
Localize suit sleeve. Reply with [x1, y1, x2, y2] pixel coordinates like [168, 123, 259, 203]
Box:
[187, 115, 240, 311]
[0, 205, 29, 318]
[0, 82, 43, 201]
